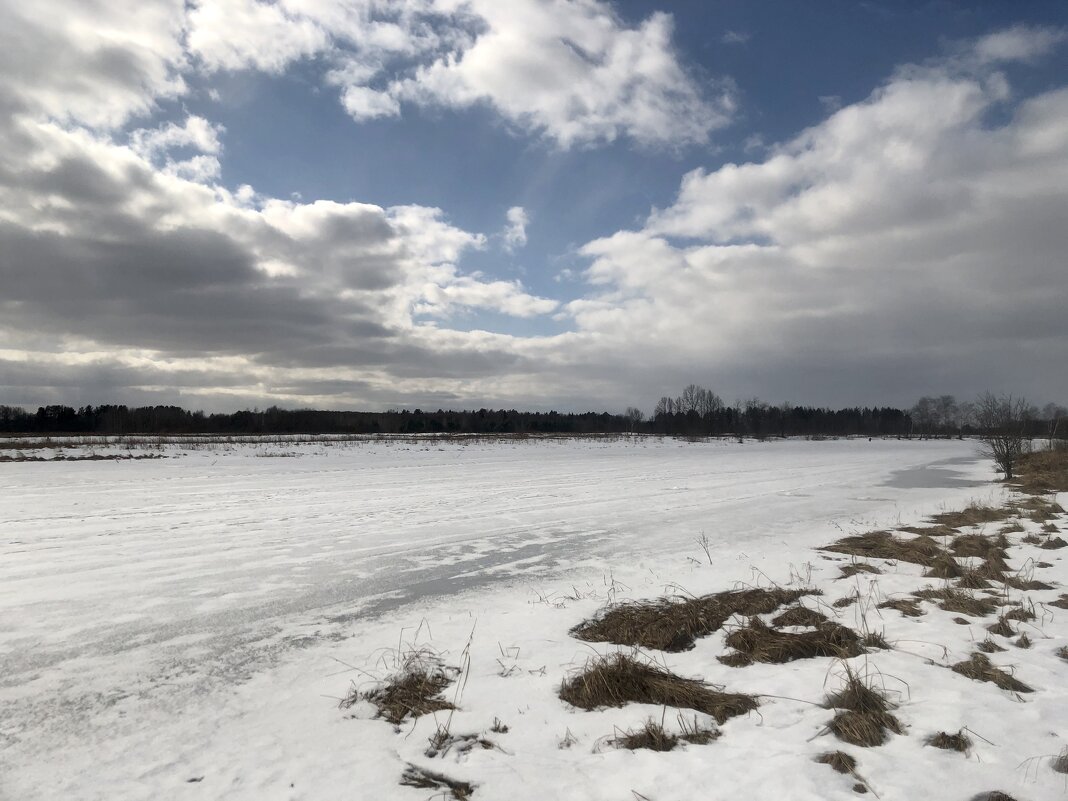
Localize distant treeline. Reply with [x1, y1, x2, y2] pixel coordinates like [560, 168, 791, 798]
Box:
[0, 404, 634, 436]
[2, 386, 1061, 438]
[0, 401, 909, 438]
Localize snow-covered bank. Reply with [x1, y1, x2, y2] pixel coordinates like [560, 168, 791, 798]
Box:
[4, 437, 1065, 800]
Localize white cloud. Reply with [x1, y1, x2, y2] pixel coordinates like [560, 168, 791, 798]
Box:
[187, 0, 329, 72]
[502, 206, 529, 250]
[721, 30, 750, 45]
[131, 116, 225, 157]
[971, 24, 1066, 65]
[0, 0, 188, 129]
[184, 0, 734, 148]
[563, 31, 1068, 404]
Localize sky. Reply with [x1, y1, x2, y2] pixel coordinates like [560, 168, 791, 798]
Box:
[1, 0, 1066, 414]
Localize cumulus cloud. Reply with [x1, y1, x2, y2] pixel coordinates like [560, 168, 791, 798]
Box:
[502, 206, 529, 250]
[1, 3, 1066, 412]
[566, 30, 1068, 406]
[0, 0, 559, 408]
[184, 0, 734, 148]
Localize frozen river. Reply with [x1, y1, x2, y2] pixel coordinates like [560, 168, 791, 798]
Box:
[0, 436, 999, 799]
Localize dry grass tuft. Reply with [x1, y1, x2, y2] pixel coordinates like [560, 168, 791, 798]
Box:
[559, 653, 758, 723]
[974, 793, 1020, 801]
[772, 605, 828, 628]
[721, 617, 863, 665]
[400, 765, 474, 800]
[822, 531, 943, 566]
[927, 730, 972, 752]
[816, 750, 858, 774]
[1021, 533, 1043, 545]
[1057, 646, 1068, 662]
[571, 587, 817, 652]
[1050, 595, 1068, 610]
[344, 655, 455, 724]
[839, 562, 881, 578]
[1012, 447, 1068, 492]
[899, 524, 957, 538]
[956, 570, 993, 590]
[829, 710, 902, 747]
[823, 666, 903, 748]
[1000, 521, 1025, 534]
[924, 552, 964, 579]
[1008, 448, 1068, 493]
[987, 615, 1016, 637]
[611, 721, 679, 752]
[977, 638, 1007, 653]
[1014, 633, 1032, 649]
[950, 653, 1033, 693]
[1042, 522, 1060, 533]
[951, 534, 1009, 561]
[1040, 536, 1068, 550]
[1002, 605, 1036, 622]
[932, 504, 1012, 529]
[861, 631, 890, 650]
[913, 588, 997, 617]
[878, 598, 924, 617]
[610, 718, 719, 751]
[833, 595, 858, 609]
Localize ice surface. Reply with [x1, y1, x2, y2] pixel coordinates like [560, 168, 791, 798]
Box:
[2, 437, 1065, 800]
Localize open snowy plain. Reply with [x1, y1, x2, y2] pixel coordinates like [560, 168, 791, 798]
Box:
[2, 436, 1066, 800]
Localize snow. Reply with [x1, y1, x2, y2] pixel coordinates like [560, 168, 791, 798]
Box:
[2, 436, 1066, 800]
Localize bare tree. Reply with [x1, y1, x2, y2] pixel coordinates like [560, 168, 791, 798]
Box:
[624, 406, 645, 431]
[974, 393, 1030, 480]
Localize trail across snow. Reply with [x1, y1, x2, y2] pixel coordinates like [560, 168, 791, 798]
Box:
[3, 436, 1064, 800]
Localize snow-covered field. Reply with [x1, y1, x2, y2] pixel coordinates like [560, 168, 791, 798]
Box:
[2, 437, 1065, 800]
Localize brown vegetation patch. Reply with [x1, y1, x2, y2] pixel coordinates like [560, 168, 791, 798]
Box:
[1022, 534, 1043, 545]
[950, 653, 1033, 693]
[913, 588, 997, 617]
[1056, 646, 1068, 662]
[1048, 594, 1068, 610]
[840, 562, 881, 578]
[570, 588, 816, 652]
[1003, 605, 1036, 622]
[1014, 633, 1032, 649]
[344, 658, 455, 725]
[610, 719, 719, 751]
[400, 765, 473, 800]
[559, 653, 758, 723]
[1000, 521, 1025, 534]
[878, 598, 924, 617]
[1002, 574, 1054, 591]
[861, 632, 890, 650]
[721, 618, 863, 665]
[924, 553, 963, 579]
[977, 638, 1006, 653]
[1042, 523, 1060, 533]
[1040, 537, 1068, 550]
[1013, 448, 1068, 493]
[822, 531, 942, 566]
[899, 524, 957, 538]
[772, 605, 828, 628]
[816, 750, 858, 774]
[932, 504, 1012, 529]
[927, 730, 972, 752]
[956, 570, 993, 589]
[829, 710, 902, 747]
[950, 534, 1009, 561]
[987, 615, 1016, 637]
